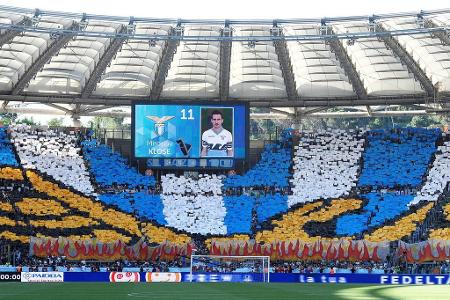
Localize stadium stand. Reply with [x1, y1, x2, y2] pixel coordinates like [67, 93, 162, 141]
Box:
[1, 124, 450, 268]
[81, 139, 165, 226]
[256, 199, 362, 243]
[358, 128, 440, 188]
[364, 202, 434, 242]
[221, 135, 292, 233]
[10, 125, 95, 195]
[19, 169, 189, 246]
[337, 128, 441, 235]
[98, 192, 166, 225]
[223, 195, 255, 234]
[0, 127, 19, 166]
[288, 129, 365, 206]
[255, 193, 288, 223]
[336, 193, 414, 235]
[411, 138, 450, 205]
[161, 173, 227, 235]
[81, 139, 155, 189]
[223, 143, 291, 188]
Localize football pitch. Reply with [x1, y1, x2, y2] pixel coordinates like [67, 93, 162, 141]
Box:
[0, 283, 449, 300]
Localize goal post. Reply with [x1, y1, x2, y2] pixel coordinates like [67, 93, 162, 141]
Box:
[189, 255, 270, 283]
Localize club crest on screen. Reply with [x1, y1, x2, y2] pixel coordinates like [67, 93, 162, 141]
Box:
[146, 115, 175, 136]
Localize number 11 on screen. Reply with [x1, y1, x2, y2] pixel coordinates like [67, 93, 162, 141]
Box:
[180, 109, 194, 120]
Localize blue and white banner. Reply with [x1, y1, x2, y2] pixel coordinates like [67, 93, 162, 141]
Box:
[294, 274, 450, 285]
[184, 273, 450, 284]
[146, 272, 182, 282]
[184, 273, 263, 282]
[17, 272, 450, 284]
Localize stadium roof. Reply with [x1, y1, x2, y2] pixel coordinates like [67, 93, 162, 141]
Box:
[0, 5, 450, 121]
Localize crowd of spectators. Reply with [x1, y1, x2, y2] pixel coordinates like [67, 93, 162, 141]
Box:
[1, 243, 448, 275]
[1, 125, 450, 276]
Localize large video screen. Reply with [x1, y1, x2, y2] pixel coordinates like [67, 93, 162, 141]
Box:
[133, 102, 248, 161]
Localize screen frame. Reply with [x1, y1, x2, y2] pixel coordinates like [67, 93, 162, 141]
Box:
[131, 100, 250, 168]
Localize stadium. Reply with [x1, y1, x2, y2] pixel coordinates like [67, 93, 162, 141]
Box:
[0, 2, 450, 299]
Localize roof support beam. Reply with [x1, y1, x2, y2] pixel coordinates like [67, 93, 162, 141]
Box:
[81, 26, 126, 98]
[426, 20, 450, 46]
[81, 105, 115, 114]
[251, 97, 448, 107]
[2, 6, 450, 25]
[0, 106, 130, 118]
[0, 29, 21, 47]
[402, 103, 438, 110]
[328, 34, 367, 100]
[251, 113, 292, 120]
[219, 25, 232, 100]
[11, 26, 75, 95]
[44, 103, 72, 114]
[1, 101, 9, 110]
[0, 106, 439, 119]
[271, 26, 298, 101]
[307, 110, 428, 118]
[339, 106, 370, 112]
[299, 107, 330, 116]
[251, 109, 430, 119]
[377, 24, 435, 98]
[0, 94, 448, 107]
[0, 18, 31, 47]
[71, 103, 82, 115]
[150, 26, 182, 100]
[269, 107, 295, 116]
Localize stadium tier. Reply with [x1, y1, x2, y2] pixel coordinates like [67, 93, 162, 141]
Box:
[0, 127, 19, 166]
[288, 129, 365, 205]
[358, 128, 440, 188]
[1, 125, 450, 263]
[82, 139, 156, 189]
[10, 125, 95, 195]
[223, 143, 292, 188]
[336, 192, 415, 235]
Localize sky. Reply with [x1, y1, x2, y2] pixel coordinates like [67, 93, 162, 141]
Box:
[1, 0, 449, 20]
[1, 0, 449, 125]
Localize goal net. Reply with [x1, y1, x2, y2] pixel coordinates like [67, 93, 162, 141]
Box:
[189, 255, 270, 282]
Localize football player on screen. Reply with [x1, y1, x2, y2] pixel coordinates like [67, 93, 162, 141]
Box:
[201, 110, 233, 157]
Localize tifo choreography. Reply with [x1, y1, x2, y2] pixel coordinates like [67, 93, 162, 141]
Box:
[0, 5, 450, 295]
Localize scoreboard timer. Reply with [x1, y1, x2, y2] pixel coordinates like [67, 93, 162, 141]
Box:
[0, 272, 21, 282]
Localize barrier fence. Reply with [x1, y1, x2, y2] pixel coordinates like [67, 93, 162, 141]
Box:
[5, 272, 450, 284]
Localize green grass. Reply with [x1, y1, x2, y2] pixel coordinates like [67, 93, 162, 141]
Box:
[0, 283, 449, 300]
